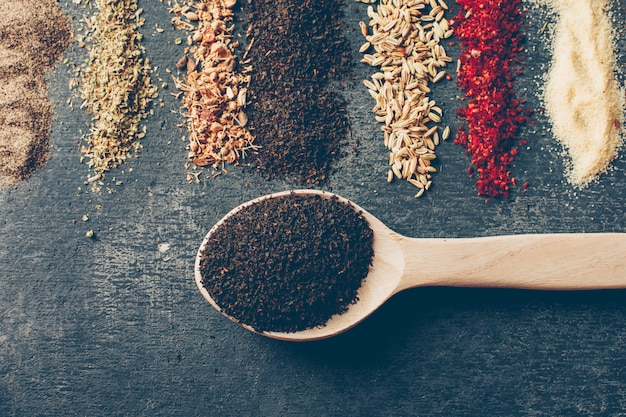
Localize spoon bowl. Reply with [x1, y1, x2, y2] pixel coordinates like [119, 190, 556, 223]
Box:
[194, 189, 401, 341]
[196, 189, 626, 341]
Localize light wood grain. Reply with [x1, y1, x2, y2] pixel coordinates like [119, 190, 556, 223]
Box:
[395, 233, 626, 291]
[196, 190, 626, 341]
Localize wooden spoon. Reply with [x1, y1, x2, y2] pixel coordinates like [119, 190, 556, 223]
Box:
[195, 189, 626, 342]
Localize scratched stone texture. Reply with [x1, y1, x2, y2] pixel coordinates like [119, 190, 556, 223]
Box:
[2, 0, 626, 416]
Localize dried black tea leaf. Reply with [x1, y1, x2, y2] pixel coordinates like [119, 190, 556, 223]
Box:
[199, 193, 374, 333]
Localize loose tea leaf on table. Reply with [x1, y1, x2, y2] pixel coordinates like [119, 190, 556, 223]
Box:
[243, 0, 353, 184]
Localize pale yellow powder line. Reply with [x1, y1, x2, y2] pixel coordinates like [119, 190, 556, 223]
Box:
[543, 0, 625, 186]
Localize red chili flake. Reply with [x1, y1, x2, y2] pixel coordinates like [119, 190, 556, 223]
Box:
[453, 0, 529, 199]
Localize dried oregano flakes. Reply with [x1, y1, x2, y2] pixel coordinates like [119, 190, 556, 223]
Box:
[75, 0, 157, 185]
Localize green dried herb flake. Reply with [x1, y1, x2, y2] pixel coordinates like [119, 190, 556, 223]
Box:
[76, 0, 157, 179]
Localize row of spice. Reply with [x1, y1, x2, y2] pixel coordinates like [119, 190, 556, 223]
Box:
[3, 0, 622, 201]
[167, 0, 624, 199]
[362, 0, 624, 198]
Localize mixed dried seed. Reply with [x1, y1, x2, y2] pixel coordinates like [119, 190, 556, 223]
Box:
[0, 0, 71, 185]
[170, 0, 256, 172]
[357, 0, 453, 197]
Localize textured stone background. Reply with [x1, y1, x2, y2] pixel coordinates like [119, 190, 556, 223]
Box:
[2, 0, 626, 415]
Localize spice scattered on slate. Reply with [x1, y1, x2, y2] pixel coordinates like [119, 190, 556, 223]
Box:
[75, 0, 157, 186]
[243, 0, 353, 184]
[170, 0, 257, 174]
[454, 0, 530, 198]
[198, 193, 374, 333]
[358, 0, 453, 197]
[541, 0, 625, 187]
[0, 0, 71, 185]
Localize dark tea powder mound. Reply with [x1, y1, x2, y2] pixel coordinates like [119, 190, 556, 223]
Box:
[199, 194, 374, 333]
[243, 0, 353, 184]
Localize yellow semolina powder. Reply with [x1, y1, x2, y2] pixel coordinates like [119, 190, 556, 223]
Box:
[543, 0, 625, 186]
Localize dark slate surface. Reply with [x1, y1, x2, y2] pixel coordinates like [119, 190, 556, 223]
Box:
[2, 0, 626, 415]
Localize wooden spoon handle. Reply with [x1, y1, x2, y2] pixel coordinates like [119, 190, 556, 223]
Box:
[397, 233, 626, 291]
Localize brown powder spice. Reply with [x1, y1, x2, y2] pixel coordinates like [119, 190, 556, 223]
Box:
[0, 0, 71, 185]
